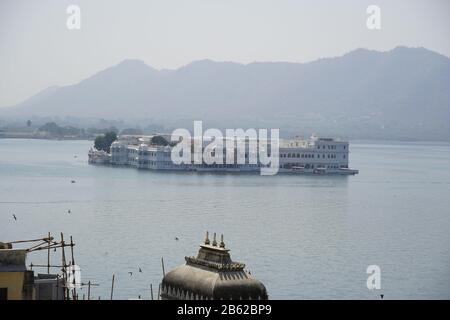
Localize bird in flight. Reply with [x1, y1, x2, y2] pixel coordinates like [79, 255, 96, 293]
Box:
[175, 237, 179, 241]
[139, 267, 142, 273]
[12, 214, 17, 221]
[128, 272, 133, 276]
[68, 209, 71, 214]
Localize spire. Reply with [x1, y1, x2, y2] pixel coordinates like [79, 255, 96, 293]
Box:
[204, 231, 210, 245]
[219, 234, 225, 248]
[212, 233, 217, 246]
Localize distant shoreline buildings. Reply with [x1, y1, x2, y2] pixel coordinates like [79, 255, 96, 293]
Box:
[89, 134, 358, 175]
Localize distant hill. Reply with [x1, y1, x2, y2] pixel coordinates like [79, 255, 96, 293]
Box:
[2, 46, 449, 140]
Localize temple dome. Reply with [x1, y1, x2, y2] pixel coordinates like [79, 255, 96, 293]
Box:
[161, 233, 268, 300]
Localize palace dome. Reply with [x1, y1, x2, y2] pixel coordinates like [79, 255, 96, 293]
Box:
[160, 233, 268, 300]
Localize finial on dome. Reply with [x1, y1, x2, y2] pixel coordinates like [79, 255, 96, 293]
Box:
[219, 234, 225, 248]
[204, 231, 210, 245]
[212, 232, 217, 246]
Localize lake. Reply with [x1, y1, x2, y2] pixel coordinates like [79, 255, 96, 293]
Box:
[0, 138, 449, 299]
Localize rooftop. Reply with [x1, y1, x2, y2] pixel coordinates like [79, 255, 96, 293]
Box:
[0, 248, 28, 272]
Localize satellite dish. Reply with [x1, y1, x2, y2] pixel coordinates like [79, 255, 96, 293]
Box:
[66, 265, 81, 289]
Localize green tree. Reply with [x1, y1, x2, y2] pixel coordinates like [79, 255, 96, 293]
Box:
[38, 122, 82, 137]
[39, 122, 62, 135]
[94, 131, 118, 153]
[150, 135, 169, 146]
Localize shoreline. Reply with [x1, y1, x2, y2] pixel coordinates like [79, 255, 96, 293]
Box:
[2, 135, 450, 146]
[0, 134, 93, 141]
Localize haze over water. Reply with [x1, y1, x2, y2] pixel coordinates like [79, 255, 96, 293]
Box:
[0, 139, 449, 299]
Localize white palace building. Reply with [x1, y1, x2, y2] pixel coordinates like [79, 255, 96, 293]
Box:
[89, 134, 358, 175]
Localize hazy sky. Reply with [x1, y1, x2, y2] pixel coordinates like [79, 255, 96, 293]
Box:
[0, 0, 449, 107]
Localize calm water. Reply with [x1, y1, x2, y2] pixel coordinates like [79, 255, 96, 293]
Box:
[0, 139, 449, 299]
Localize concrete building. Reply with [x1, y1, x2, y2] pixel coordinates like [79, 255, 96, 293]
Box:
[0, 243, 34, 300]
[0, 241, 66, 300]
[98, 134, 358, 174]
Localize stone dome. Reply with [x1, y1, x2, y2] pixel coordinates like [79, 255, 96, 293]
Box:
[161, 233, 268, 300]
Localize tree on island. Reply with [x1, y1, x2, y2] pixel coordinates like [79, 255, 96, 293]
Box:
[94, 131, 117, 153]
[150, 135, 169, 146]
[149, 135, 178, 147]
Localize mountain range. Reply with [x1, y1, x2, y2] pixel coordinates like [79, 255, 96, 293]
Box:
[2, 46, 449, 140]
